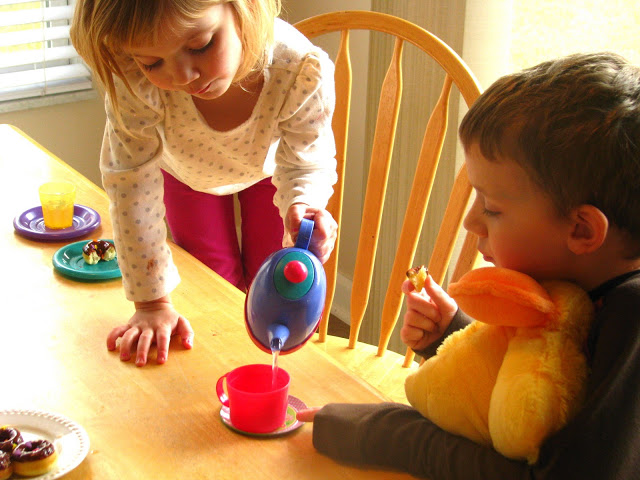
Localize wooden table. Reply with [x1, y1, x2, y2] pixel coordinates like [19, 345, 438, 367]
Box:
[0, 124, 415, 479]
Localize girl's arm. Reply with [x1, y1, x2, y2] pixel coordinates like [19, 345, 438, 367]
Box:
[271, 51, 337, 216]
[100, 63, 189, 365]
[273, 51, 339, 263]
[101, 65, 180, 304]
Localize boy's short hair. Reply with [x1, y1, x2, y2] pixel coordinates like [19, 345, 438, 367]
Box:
[70, 0, 280, 112]
[459, 52, 640, 256]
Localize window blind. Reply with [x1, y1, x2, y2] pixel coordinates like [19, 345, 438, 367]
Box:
[0, 0, 92, 103]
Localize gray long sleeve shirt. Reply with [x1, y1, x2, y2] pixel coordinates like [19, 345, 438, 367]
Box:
[312, 270, 640, 479]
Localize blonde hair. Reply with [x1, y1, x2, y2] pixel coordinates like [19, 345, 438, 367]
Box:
[71, 0, 281, 115]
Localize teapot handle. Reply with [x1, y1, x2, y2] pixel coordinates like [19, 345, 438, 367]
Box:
[294, 218, 314, 251]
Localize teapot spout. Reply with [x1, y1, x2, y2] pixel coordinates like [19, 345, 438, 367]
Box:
[267, 324, 290, 352]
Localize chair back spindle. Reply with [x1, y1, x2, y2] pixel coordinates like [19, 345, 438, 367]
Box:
[295, 11, 482, 402]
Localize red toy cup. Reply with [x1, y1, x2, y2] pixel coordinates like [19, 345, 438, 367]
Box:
[216, 364, 290, 433]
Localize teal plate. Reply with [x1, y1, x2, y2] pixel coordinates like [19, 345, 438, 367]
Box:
[53, 239, 121, 281]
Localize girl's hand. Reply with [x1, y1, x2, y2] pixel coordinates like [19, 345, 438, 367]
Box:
[106, 295, 194, 366]
[296, 407, 321, 423]
[285, 203, 337, 264]
[400, 274, 458, 351]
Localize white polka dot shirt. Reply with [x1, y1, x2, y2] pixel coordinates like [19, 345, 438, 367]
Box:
[100, 19, 337, 302]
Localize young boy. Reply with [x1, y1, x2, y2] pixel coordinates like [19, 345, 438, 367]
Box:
[297, 52, 640, 479]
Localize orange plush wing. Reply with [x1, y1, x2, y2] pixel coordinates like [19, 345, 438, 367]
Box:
[448, 267, 554, 328]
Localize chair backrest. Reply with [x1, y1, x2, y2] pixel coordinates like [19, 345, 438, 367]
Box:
[294, 11, 482, 366]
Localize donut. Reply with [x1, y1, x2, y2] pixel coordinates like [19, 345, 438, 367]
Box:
[0, 426, 22, 453]
[11, 439, 58, 477]
[82, 239, 116, 264]
[0, 451, 12, 480]
[406, 265, 428, 292]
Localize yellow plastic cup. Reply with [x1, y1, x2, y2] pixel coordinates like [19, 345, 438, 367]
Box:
[38, 181, 76, 229]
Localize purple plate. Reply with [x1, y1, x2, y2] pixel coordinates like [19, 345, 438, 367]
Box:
[13, 204, 101, 241]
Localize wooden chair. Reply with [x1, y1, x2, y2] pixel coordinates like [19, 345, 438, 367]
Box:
[294, 11, 482, 403]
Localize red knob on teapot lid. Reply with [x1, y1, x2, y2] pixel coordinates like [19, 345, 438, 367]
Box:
[283, 260, 307, 283]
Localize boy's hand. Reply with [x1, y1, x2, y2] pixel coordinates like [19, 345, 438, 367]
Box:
[106, 295, 194, 366]
[284, 203, 337, 264]
[296, 407, 321, 423]
[400, 274, 458, 352]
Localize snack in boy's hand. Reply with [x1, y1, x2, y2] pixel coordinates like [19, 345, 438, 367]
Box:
[82, 239, 116, 264]
[406, 265, 428, 292]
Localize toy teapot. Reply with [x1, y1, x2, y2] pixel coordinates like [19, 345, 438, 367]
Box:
[244, 218, 326, 354]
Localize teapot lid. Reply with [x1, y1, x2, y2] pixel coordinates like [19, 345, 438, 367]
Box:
[273, 218, 316, 299]
[274, 251, 315, 299]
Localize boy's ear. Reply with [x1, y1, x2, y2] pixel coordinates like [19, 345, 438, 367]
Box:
[567, 204, 608, 255]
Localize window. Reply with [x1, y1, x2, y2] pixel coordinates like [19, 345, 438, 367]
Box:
[0, 0, 92, 107]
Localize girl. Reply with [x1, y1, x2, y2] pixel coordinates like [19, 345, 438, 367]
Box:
[70, 0, 338, 366]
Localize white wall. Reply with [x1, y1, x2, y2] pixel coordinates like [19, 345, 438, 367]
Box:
[282, 1, 371, 23]
[0, 95, 106, 187]
[461, 0, 513, 90]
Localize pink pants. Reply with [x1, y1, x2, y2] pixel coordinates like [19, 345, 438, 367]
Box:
[162, 170, 284, 292]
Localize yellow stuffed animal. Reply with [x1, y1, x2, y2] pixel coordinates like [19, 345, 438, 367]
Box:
[404, 267, 594, 464]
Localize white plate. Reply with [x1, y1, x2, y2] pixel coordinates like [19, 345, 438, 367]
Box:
[0, 409, 89, 480]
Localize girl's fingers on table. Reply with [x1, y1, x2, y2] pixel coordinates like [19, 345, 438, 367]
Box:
[106, 324, 130, 350]
[175, 315, 194, 350]
[135, 328, 154, 366]
[119, 326, 141, 362]
[106, 316, 192, 366]
[154, 324, 172, 364]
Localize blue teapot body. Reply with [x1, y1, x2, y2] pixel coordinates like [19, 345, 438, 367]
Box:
[244, 218, 326, 354]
